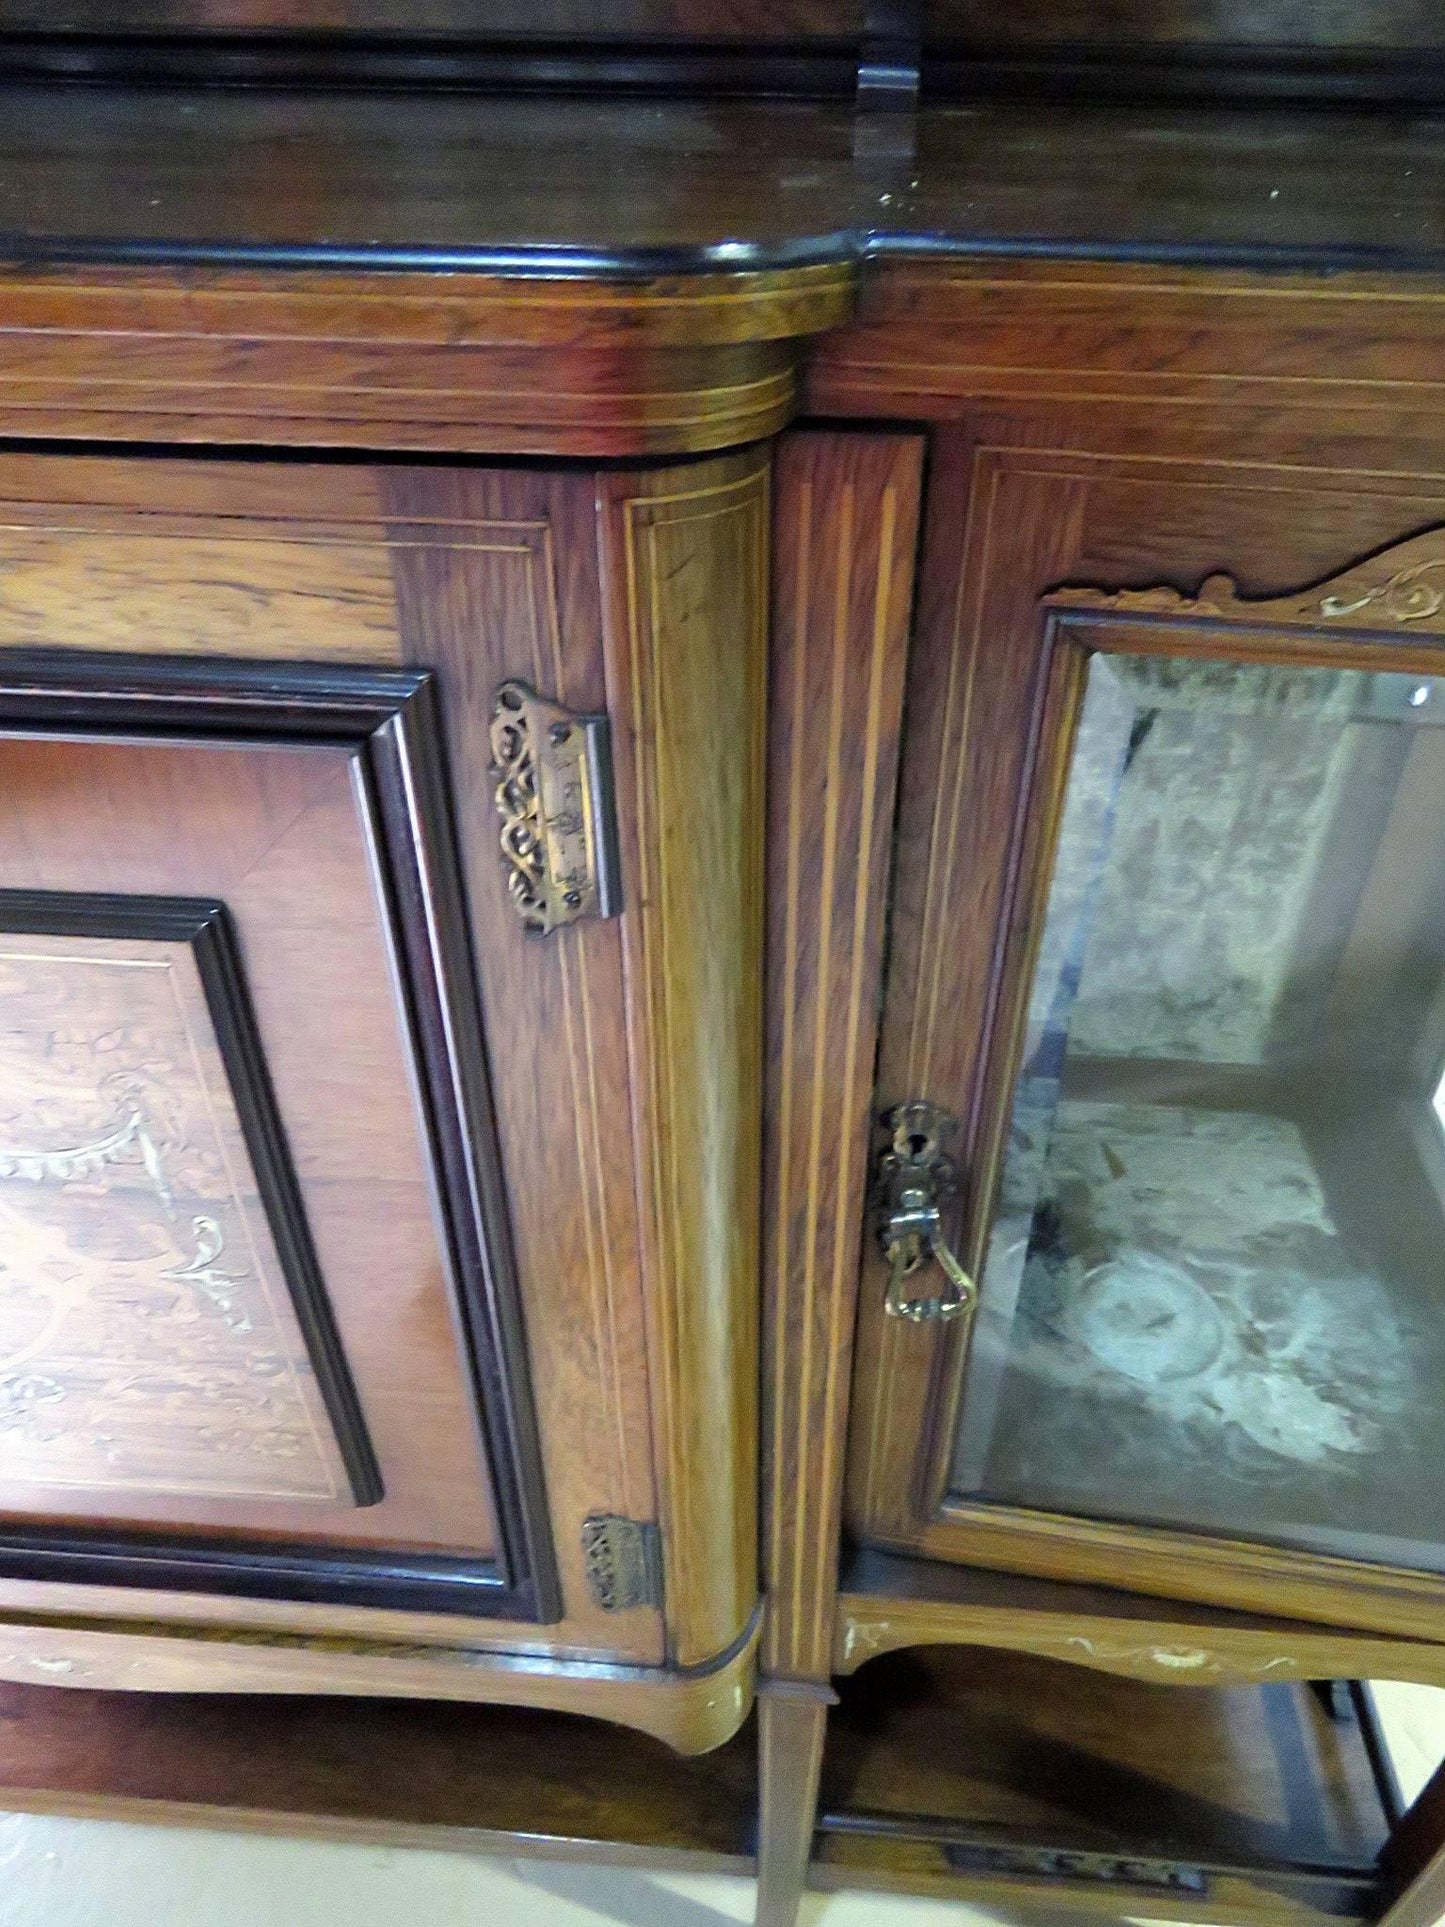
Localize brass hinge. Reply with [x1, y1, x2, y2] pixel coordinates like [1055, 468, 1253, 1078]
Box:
[489, 679, 622, 935]
[871, 1100, 978, 1326]
[580, 1514, 662, 1612]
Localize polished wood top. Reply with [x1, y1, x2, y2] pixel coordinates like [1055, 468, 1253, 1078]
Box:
[0, 90, 1443, 279]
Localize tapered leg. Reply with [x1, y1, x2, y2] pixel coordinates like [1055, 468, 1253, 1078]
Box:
[1378, 1849, 1445, 1927]
[1378, 1756, 1445, 1927]
[755, 1679, 834, 1927]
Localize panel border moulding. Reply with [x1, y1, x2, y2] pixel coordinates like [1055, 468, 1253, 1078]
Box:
[0, 647, 557, 1624]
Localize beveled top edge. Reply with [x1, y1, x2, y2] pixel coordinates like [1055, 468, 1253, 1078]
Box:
[14, 229, 1445, 286]
[0, 250, 859, 348]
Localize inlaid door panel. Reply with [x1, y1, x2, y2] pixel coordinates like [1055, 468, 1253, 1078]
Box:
[0, 897, 372, 1515]
[846, 424, 1445, 1640]
[0, 446, 767, 1690]
[0, 654, 553, 1620]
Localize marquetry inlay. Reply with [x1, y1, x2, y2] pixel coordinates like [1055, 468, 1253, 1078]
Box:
[0, 922, 349, 1506]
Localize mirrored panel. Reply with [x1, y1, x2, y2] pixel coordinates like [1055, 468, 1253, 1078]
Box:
[952, 650, 1445, 1570]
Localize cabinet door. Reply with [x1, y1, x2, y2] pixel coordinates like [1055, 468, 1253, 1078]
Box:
[0, 652, 552, 1620]
[0, 449, 767, 1673]
[846, 432, 1445, 1640]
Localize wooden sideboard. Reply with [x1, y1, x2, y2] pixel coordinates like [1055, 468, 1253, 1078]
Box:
[1, 30, 1445, 1927]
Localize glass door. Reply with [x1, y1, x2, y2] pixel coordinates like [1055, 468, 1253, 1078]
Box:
[952, 643, 1445, 1574]
[844, 514, 1445, 1634]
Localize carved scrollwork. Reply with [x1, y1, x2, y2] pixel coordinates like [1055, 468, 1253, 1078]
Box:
[1320, 556, 1445, 624]
[1047, 525, 1445, 634]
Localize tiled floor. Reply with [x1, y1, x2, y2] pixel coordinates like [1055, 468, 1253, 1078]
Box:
[1, 1683, 1443, 1926]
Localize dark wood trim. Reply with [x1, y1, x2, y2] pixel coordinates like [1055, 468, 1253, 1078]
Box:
[0, 648, 429, 737]
[4, 92, 1445, 286]
[362, 676, 561, 1623]
[10, 220, 1445, 290]
[1380, 1753, 1445, 1908]
[0, 1534, 517, 1615]
[0, 650, 559, 1623]
[0, 32, 862, 100]
[0, 30, 1439, 113]
[0, 887, 382, 1512]
[920, 43, 1445, 111]
[0, 230, 849, 280]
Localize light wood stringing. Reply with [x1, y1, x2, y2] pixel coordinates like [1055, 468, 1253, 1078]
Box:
[0, 262, 853, 458]
[600, 450, 770, 1670]
[381, 464, 664, 1665]
[761, 430, 923, 1682]
[836, 1588, 1445, 1689]
[0, 1609, 760, 1757]
[0, 458, 402, 662]
[0, 450, 760, 1717]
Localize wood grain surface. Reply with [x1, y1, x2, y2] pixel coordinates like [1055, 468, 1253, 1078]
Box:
[600, 448, 770, 1670]
[0, 457, 400, 662]
[0, 449, 765, 1714]
[0, 731, 497, 1558]
[383, 464, 665, 1665]
[760, 430, 922, 1682]
[0, 1607, 760, 1754]
[813, 1643, 1391, 1926]
[3, 94, 1445, 277]
[0, 917, 353, 1512]
[0, 1667, 757, 1865]
[754, 432, 922, 1927]
[843, 408, 1445, 1642]
[1, 99, 1445, 460]
[822, 1645, 1390, 1858]
[835, 1552, 1445, 1689]
[808, 260, 1445, 426]
[0, 263, 850, 457]
[756, 1678, 834, 1927]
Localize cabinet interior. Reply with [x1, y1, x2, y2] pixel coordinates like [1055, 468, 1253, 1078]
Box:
[814, 1646, 1401, 1923]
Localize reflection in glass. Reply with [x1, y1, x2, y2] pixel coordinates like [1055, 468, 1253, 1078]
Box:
[952, 653, 1445, 1569]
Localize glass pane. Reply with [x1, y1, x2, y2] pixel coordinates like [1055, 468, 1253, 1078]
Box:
[952, 650, 1445, 1570]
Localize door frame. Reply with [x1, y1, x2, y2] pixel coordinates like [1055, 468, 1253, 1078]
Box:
[845, 467, 1445, 1641]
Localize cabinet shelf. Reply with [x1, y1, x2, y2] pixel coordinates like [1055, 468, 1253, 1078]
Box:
[812, 1645, 1402, 1923]
[0, 1680, 757, 1873]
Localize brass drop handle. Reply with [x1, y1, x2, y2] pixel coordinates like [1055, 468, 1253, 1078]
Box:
[873, 1102, 979, 1326]
[884, 1220, 976, 1324]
